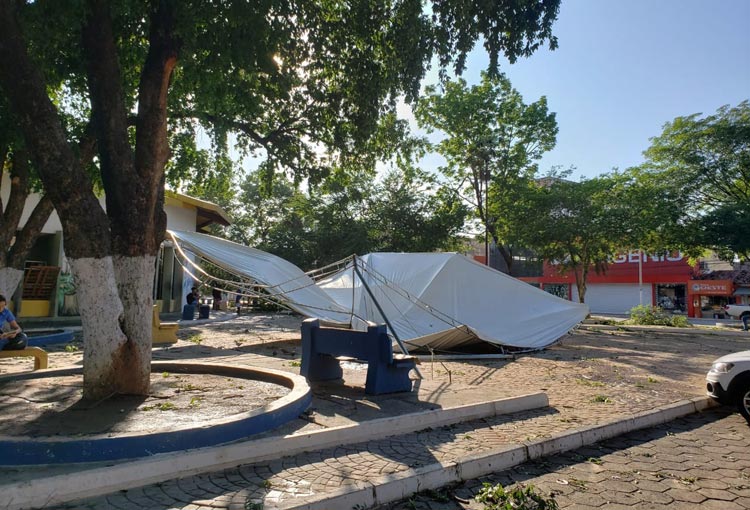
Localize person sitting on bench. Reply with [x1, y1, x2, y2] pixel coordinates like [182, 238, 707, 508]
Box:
[186, 286, 200, 305]
[0, 294, 27, 351]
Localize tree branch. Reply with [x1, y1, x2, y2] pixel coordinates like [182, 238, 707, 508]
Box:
[0, 0, 108, 259]
[8, 194, 53, 268]
[1, 150, 30, 248]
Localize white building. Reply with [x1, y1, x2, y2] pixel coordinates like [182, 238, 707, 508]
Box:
[2, 174, 230, 318]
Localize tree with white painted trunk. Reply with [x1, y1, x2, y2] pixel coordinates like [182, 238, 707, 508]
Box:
[0, 98, 96, 305]
[0, 0, 560, 400]
[0, 1, 172, 399]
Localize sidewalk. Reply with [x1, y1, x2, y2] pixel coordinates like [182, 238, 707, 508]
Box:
[386, 407, 750, 510]
[2, 313, 748, 509]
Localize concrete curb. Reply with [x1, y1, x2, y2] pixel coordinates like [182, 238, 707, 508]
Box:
[0, 362, 312, 466]
[0, 393, 547, 510]
[275, 396, 716, 510]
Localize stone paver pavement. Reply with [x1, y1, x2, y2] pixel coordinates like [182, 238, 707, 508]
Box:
[52, 406, 748, 510]
[385, 407, 750, 510]
[6, 315, 750, 509]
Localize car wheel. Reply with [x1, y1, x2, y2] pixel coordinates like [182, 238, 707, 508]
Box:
[734, 381, 750, 422]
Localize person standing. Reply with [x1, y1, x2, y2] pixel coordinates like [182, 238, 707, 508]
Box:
[212, 287, 222, 311]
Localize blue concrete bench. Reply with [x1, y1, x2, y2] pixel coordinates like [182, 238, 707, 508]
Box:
[301, 318, 417, 395]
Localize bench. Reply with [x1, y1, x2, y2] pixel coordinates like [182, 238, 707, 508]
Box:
[0, 346, 48, 370]
[152, 305, 178, 344]
[300, 318, 417, 395]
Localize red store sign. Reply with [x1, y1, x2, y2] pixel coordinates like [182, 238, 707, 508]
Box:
[688, 280, 733, 295]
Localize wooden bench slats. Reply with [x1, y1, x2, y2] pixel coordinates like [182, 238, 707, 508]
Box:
[152, 305, 178, 344]
[0, 346, 48, 370]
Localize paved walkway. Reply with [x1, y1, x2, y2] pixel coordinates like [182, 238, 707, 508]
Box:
[386, 407, 750, 510]
[50, 405, 745, 510]
[5, 314, 749, 509]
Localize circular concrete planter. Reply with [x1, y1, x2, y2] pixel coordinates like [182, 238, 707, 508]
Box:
[0, 361, 311, 465]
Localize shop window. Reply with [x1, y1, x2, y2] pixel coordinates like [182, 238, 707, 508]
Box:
[701, 295, 729, 314]
[655, 284, 686, 313]
[543, 283, 569, 300]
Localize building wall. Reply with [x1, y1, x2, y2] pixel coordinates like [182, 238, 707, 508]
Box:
[2, 174, 200, 235]
[571, 283, 653, 314]
[520, 250, 697, 315]
[1, 173, 205, 316]
[165, 196, 198, 231]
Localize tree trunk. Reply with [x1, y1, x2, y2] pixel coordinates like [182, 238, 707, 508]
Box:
[69, 257, 131, 399]
[2, 0, 176, 399]
[113, 255, 156, 394]
[0, 150, 55, 300]
[575, 267, 589, 303]
[0, 267, 23, 302]
[0, 1, 128, 400]
[82, 0, 176, 395]
[494, 240, 514, 274]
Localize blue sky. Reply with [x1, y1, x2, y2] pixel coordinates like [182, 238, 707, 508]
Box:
[409, 0, 750, 180]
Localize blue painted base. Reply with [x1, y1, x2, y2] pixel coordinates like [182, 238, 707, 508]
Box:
[0, 362, 311, 465]
[301, 318, 416, 395]
[26, 329, 75, 346]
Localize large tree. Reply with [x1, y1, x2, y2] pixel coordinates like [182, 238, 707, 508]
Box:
[524, 173, 635, 303]
[0, 0, 559, 399]
[0, 87, 103, 300]
[230, 162, 468, 270]
[415, 72, 558, 273]
[639, 101, 750, 261]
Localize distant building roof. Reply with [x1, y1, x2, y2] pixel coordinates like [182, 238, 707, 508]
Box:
[165, 191, 231, 229]
[695, 269, 750, 285]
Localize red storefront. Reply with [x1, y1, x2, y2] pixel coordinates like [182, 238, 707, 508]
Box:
[686, 279, 734, 318]
[519, 251, 705, 316]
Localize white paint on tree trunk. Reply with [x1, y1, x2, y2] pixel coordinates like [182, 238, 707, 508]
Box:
[113, 254, 155, 390]
[0, 267, 23, 302]
[69, 257, 129, 400]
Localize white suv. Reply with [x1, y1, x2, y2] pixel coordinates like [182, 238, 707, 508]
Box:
[724, 304, 750, 319]
[707, 351, 750, 422]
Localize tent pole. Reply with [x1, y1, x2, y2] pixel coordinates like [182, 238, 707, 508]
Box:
[353, 256, 423, 379]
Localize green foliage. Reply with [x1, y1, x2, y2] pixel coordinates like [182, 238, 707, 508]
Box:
[523, 172, 634, 302]
[228, 163, 467, 270]
[638, 101, 750, 261]
[187, 334, 203, 344]
[628, 305, 691, 327]
[415, 72, 558, 273]
[142, 402, 177, 412]
[475, 482, 558, 510]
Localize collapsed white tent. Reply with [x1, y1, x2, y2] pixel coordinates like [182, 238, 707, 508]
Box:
[168, 230, 352, 325]
[168, 230, 589, 352]
[317, 253, 589, 351]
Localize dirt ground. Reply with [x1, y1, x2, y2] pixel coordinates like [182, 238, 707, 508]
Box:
[1, 312, 749, 439]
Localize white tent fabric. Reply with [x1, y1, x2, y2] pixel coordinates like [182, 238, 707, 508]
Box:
[168, 231, 588, 351]
[317, 253, 589, 350]
[167, 230, 352, 325]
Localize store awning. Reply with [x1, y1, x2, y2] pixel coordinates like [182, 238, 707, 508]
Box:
[734, 287, 750, 296]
